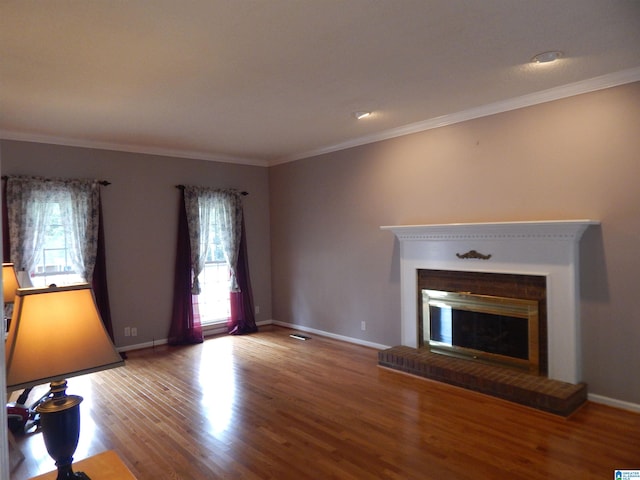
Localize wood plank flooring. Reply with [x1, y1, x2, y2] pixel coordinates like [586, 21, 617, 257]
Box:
[9, 325, 640, 479]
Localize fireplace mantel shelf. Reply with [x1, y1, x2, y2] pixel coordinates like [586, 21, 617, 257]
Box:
[380, 220, 599, 242]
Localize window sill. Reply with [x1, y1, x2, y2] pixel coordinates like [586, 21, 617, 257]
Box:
[202, 321, 228, 337]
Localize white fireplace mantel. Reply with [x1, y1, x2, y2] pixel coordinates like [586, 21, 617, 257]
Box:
[381, 220, 599, 384]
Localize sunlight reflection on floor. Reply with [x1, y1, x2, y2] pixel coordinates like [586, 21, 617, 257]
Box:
[199, 337, 236, 436]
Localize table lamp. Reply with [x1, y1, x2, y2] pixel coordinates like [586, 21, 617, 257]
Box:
[5, 283, 125, 480]
[3, 262, 20, 331]
[2, 263, 19, 304]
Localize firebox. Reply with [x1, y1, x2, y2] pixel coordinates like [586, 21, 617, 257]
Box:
[421, 289, 540, 374]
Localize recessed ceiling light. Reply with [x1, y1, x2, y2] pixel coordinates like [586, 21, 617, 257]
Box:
[353, 111, 372, 120]
[531, 51, 563, 64]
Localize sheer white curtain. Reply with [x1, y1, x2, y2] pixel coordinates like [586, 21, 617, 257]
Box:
[184, 187, 243, 294]
[214, 190, 242, 292]
[184, 186, 214, 294]
[6, 176, 100, 285]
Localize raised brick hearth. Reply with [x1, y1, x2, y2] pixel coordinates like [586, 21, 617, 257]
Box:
[378, 346, 587, 416]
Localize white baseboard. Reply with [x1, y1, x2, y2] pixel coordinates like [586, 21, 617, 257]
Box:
[116, 319, 274, 353]
[587, 393, 640, 414]
[117, 337, 168, 352]
[271, 320, 391, 350]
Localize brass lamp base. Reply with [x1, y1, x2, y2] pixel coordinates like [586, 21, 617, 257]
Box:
[36, 380, 91, 480]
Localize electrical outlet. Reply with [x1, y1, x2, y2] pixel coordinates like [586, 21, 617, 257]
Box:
[255, 305, 260, 315]
[131, 327, 137, 337]
[124, 327, 131, 337]
[361, 321, 366, 331]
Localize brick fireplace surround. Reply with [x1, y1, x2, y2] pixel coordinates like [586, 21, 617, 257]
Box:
[379, 220, 598, 415]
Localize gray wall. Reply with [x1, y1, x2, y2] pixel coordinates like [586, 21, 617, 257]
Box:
[0, 141, 272, 348]
[2, 82, 639, 406]
[269, 82, 640, 405]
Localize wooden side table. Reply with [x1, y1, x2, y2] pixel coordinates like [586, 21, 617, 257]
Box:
[29, 450, 136, 480]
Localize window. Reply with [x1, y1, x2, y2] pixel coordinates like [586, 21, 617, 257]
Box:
[181, 187, 243, 327]
[198, 227, 231, 324]
[7, 176, 100, 290]
[29, 201, 84, 287]
[169, 186, 255, 344]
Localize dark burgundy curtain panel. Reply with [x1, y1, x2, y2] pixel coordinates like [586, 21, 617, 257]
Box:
[91, 193, 115, 342]
[228, 216, 258, 335]
[168, 189, 203, 345]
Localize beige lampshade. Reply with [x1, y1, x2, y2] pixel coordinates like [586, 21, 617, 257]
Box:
[5, 283, 124, 391]
[2, 262, 20, 304]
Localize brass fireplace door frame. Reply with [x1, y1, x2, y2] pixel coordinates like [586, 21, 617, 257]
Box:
[421, 290, 540, 374]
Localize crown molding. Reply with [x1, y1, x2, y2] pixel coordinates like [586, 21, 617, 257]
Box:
[0, 130, 269, 168]
[2, 67, 639, 168]
[272, 66, 640, 166]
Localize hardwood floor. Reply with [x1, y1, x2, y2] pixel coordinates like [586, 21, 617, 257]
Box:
[9, 325, 640, 479]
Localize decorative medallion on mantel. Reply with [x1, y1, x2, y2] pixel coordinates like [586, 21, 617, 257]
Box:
[456, 250, 492, 260]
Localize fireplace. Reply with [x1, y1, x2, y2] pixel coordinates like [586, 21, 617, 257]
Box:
[380, 220, 598, 385]
[418, 269, 547, 375]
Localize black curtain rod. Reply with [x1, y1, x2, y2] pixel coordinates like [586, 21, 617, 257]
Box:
[2, 175, 110, 186]
[175, 185, 248, 196]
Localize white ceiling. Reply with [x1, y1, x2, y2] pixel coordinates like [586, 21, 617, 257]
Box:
[1, 1, 640, 166]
